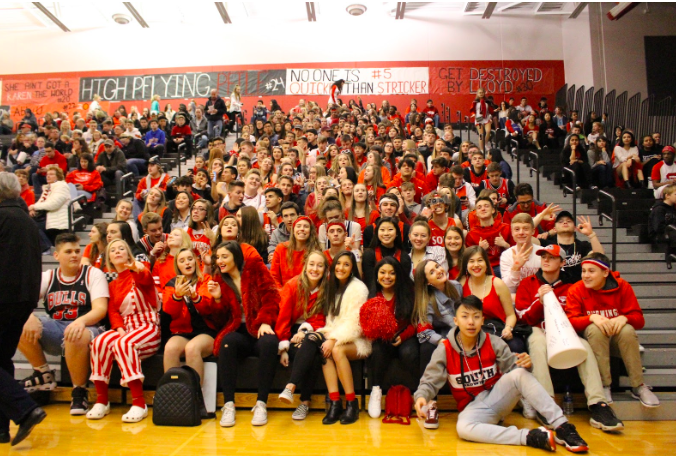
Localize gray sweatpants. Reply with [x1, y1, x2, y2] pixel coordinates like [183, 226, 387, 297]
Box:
[456, 368, 567, 446]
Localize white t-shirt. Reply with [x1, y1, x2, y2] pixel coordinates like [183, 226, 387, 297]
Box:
[499, 244, 544, 294]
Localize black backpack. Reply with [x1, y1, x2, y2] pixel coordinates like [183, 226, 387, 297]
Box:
[153, 366, 205, 426]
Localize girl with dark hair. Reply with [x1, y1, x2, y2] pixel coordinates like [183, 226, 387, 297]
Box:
[328, 80, 345, 108]
[588, 136, 614, 189]
[412, 259, 462, 377]
[488, 148, 512, 180]
[192, 169, 213, 203]
[561, 134, 593, 189]
[444, 225, 465, 280]
[277, 252, 330, 420]
[271, 216, 321, 288]
[66, 153, 103, 202]
[361, 217, 412, 293]
[106, 220, 148, 267]
[458, 246, 525, 353]
[317, 251, 369, 425]
[164, 191, 193, 232]
[270, 99, 283, 113]
[187, 199, 216, 261]
[237, 206, 269, 263]
[82, 222, 108, 269]
[613, 130, 645, 188]
[338, 165, 358, 186]
[365, 258, 418, 419]
[613, 125, 624, 146]
[211, 241, 280, 427]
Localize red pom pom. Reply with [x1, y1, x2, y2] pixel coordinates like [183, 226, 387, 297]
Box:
[360, 297, 398, 341]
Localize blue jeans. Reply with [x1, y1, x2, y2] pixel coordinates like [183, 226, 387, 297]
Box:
[126, 158, 148, 177]
[67, 183, 92, 201]
[208, 120, 223, 139]
[36, 315, 105, 356]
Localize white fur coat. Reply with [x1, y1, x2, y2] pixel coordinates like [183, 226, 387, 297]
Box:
[320, 278, 371, 357]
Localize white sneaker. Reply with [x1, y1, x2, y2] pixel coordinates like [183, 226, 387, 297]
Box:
[368, 386, 382, 419]
[279, 387, 294, 404]
[220, 402, 236, 427]
[86, 402, 110, 420]
[251, 401, 268, 426]
[520, 398, 537, 420]
[632, 384, 660, 408]
[292, 404, 309, 420]
[122, 405, 148, 423]
[603, 387, 613, 404]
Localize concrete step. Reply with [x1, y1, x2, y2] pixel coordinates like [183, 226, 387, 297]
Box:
[620, 369, 676, 387]
[619, 273, 676, 283]
[610, 392, 676, 421]
[640, 298, 676, 310]
[632, 284, 676, 298]
[601, 243, 652, 253]
[615, 253, 665, 262]
[644, 313, 676, 329]
[641, 348, 676, 368]
[616, 262, 672, 273]
[638, 330, 676, 345]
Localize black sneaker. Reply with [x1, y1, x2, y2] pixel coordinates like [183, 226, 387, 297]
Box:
[555, 422, 589, 453]
[20, 370, 56, 393]
[526, 426, 556, 452]
[536, 411, 553, 430]
[70, 387, 89, 416]
[589, 402, 624, 432]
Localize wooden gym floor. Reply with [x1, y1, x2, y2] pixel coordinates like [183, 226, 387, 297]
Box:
[3, 404, 672, 456]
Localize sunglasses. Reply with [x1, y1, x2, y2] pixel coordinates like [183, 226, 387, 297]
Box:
[429, 197, 445, 205]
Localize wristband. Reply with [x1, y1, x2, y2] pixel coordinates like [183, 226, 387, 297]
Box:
[505, 325, 514, 331]
[588, 233, 597, 239]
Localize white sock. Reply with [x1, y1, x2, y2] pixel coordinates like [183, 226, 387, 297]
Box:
[35, 364, 51, 373]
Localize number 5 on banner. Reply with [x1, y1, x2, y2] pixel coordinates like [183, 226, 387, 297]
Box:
[384, 69, 391, 79]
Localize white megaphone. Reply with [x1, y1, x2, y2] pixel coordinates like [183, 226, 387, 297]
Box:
[542, 291, 587, 369]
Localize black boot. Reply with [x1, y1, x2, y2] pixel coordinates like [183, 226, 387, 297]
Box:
[340, 399, 360, 424]
[322, 400, 343, 425]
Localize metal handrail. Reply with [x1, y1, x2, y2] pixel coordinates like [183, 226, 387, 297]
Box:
[562, 167, 577, 221]
[528, 151, 540, 201]
[119, 172, 135, 200]
[67, 194, 87, 232]
[175, 146, 188, 176]
[597, 190, 617, 270]
[456, 110, 462, 142]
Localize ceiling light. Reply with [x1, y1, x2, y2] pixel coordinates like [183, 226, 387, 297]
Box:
[346, 4, 366, 16]
[112, 13, 132, 25]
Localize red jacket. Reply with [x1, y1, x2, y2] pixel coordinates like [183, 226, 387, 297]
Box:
[171, 124, 192, 138]
[424, 170, 448, 195]
[387, 174, 425, 203]
[66, 169, 103, 201]
[38, 151, 68, 175]
[135, 173, 170, 202]
[275, 276, 326, 350]
[213, 257, 280, 355]
[503, 200, 555, 233]
[20, 186, 35, 206]
[465, 222, 513, 268]
[515, 271, 574, 329]
[162, 274, 228, 334]
[565, 271, 645, 333]
[270, 243, 306, 289]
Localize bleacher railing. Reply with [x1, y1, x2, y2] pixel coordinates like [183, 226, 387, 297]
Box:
[555, 84, 676, 146]
[597, 190, 618, 270]
[561, 167, 577, 222]
[67, 195, 87, 233]
[528, 151, 540, 201]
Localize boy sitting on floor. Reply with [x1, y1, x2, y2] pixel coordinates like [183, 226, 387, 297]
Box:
[414, 295, 589, 453]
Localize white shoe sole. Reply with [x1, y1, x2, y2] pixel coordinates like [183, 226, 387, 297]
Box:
[220, 420, 235, 427]
[122, 406, 148, 423]
[631, 392, 660, 408]
[589, 418, 624, 432]
[424, 422, 439, 429]
[251, 419, 267, 426]
[278, 392, 293, 404]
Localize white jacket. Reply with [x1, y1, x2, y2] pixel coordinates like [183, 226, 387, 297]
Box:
[33, 180, 71, 230]
[320, 278, 371, 357]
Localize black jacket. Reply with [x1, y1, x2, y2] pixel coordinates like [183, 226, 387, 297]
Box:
[205, 96, 227, 122]
[649, 200, 676, 240]
[122, 138, 149, 161]
[0, 198, 42, 305]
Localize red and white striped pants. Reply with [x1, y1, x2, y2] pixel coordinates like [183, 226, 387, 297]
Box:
[90, 323, 160, 386]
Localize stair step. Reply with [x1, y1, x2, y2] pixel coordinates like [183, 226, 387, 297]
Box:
[639, 298, 676, 310]
[632, 284, 676, 297]
[638, 330, 676, 345]
[641, 347, 676, 368]
[644, 313, 676, 329]
[610, 392, 676, 421]
[615, 253, 665, 262]
[620, 369, 676, 387]
[619, 274, 676, 283]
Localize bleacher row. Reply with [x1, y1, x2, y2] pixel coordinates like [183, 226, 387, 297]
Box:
[9, 126, 675, 421]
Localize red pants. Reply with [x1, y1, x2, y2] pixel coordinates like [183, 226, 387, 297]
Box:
[90, 324, 160, 386]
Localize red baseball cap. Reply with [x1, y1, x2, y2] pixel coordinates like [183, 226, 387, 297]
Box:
[536, 244, 566, 260]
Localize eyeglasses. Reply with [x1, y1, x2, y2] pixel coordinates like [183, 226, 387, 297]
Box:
[192, 207, 207, 213]
[429, 197, 444, 205]
[340, 150, 352, 154]
[518, 200, 533, 206]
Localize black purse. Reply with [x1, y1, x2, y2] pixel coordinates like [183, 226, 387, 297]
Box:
[482, 318, 533, 339]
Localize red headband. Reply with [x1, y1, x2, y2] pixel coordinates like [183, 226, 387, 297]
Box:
[581, 259, 610, 271]
[293, 216, 312, 230]
[327, 220, 345, 232]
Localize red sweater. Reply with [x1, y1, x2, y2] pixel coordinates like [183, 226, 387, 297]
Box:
[162, 275, 228, 334]
[171, 124, 192, 138]
[515, 272, 573, 329]
[275, 276, 326, 349]
[565, 272, 645, 333]
[66, 169, 103, 201]
[270, 243, 306, 289]
[20, 186, 35, 206]
[465, 221, 513, 267]
[38, 152, 68, 175]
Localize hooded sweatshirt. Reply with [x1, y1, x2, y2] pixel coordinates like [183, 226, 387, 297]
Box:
[515, 269, 575, 329]
[565, 271, 645, 333]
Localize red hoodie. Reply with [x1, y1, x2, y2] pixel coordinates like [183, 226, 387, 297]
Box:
[565, 271, 645, 333]
[66, 169, 104, 201]
[387, 174, 425, 203]
[515, 271, 573, 329]
[465, 221, 513, 268]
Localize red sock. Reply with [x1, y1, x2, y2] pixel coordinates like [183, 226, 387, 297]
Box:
[329, 392, 340, 401]
[94, 380, 109, 405]
[346, 392, 356, 402]
[128, 379, 146, 408]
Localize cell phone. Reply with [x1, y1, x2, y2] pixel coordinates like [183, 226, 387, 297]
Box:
[176, 275, 185, 287]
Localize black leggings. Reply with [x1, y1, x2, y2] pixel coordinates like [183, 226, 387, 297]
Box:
[369, 337, 420, 391]
[218, 326, 279, 403]
[287, 331, 325, 402]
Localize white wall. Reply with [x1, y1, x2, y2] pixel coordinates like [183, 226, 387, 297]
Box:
[588, 2, 676, 97]
[0, 11, 565, 75]
[562, 8, 594, 89]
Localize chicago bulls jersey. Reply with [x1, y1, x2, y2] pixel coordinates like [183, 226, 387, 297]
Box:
[43, 266, 94, 321]
[482, 178, 511, 209]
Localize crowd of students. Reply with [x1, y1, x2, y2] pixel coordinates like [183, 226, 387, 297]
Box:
[3, 87, 672, 452]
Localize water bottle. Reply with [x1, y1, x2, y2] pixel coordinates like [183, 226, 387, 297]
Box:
[563, 386, 574, 415]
